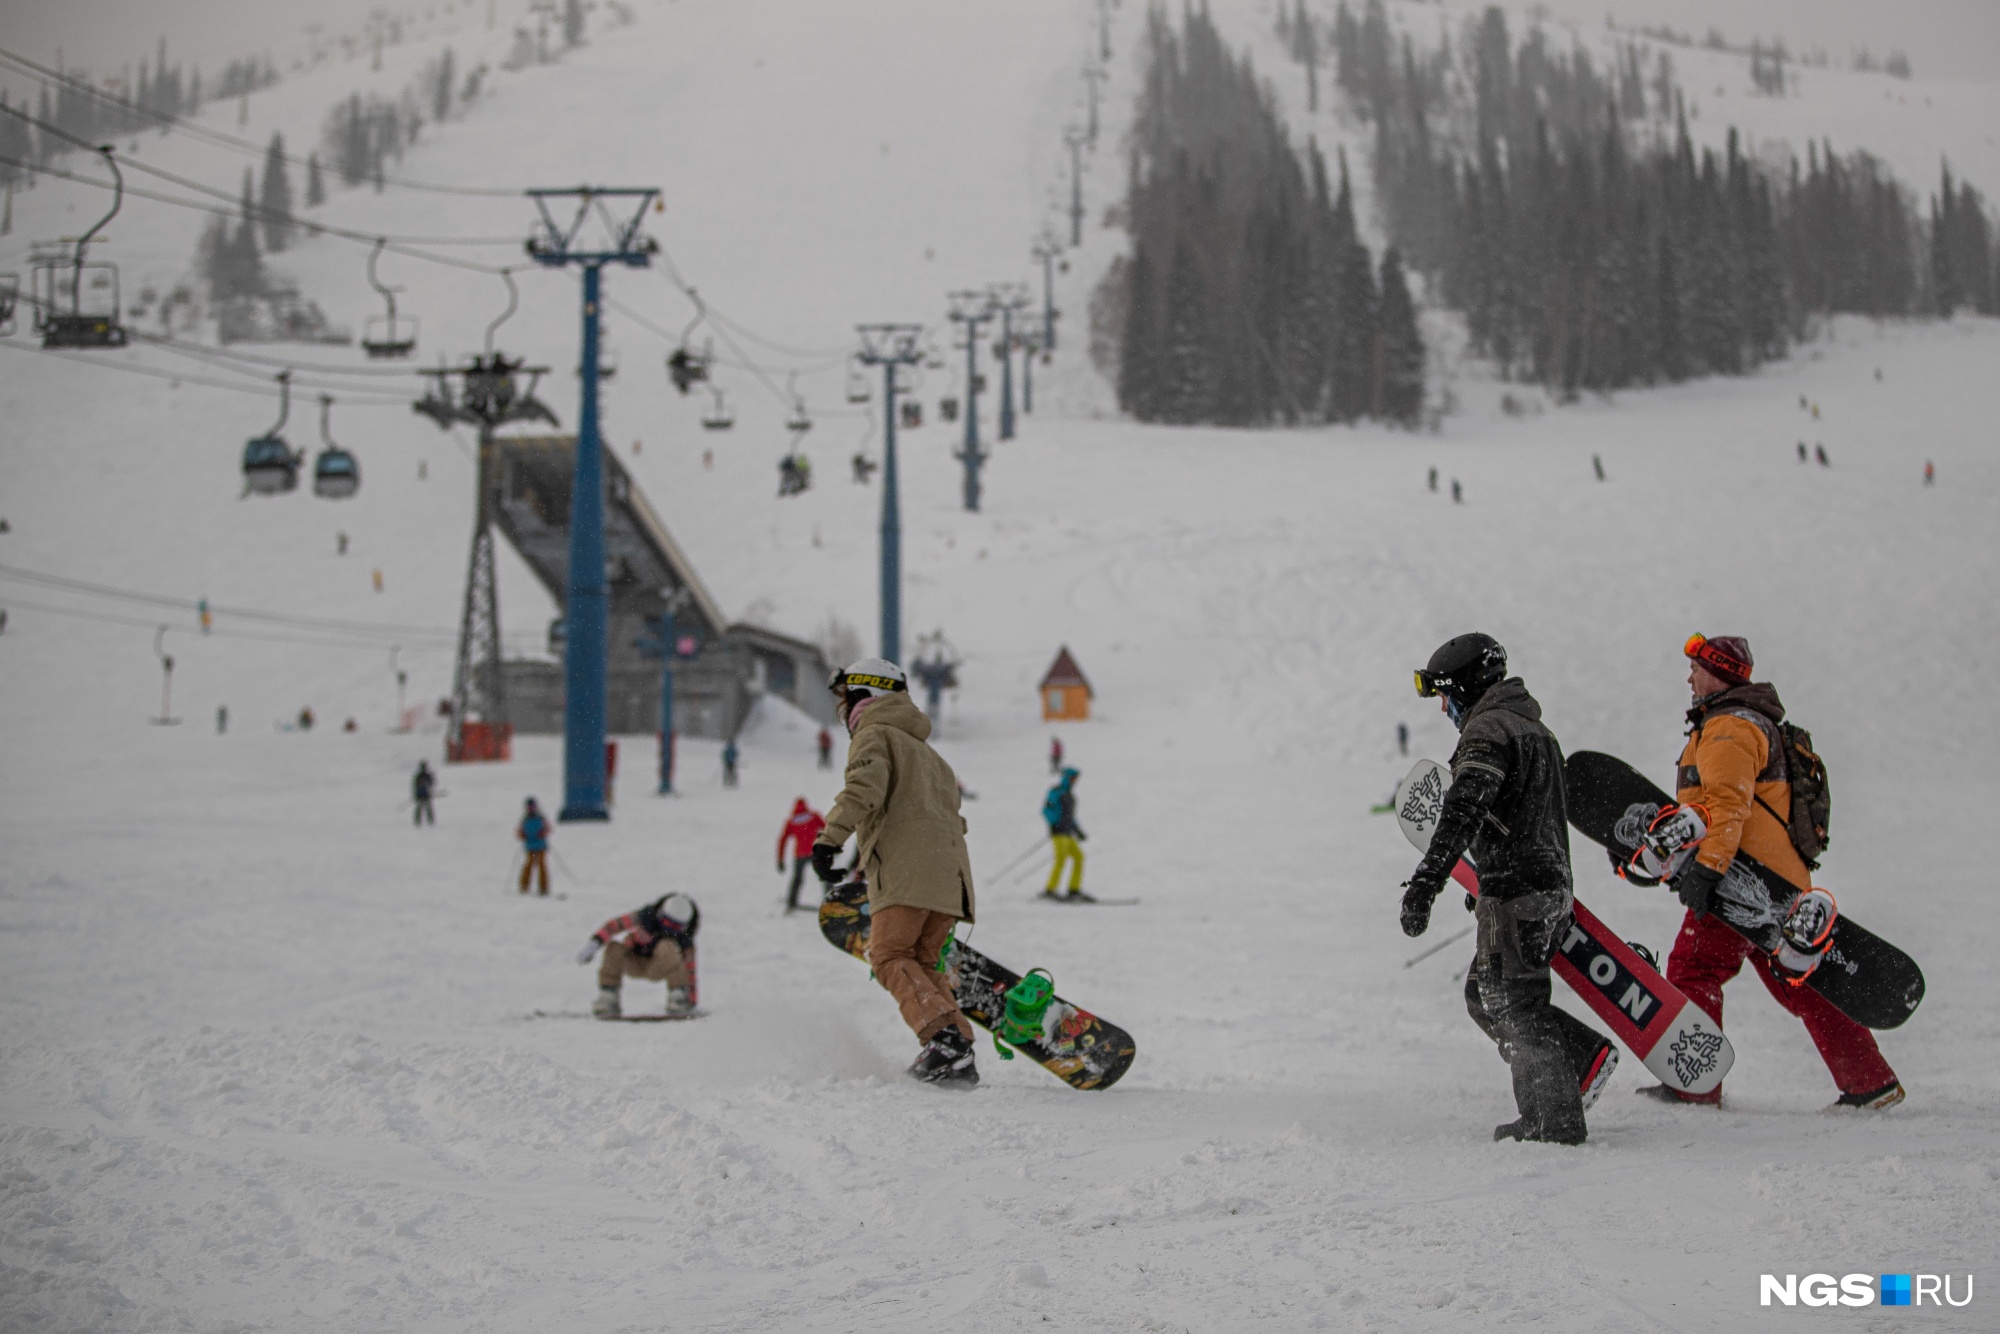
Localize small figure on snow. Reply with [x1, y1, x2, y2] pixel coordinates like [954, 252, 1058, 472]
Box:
[1592, 454, 1605, 482]
[337, 531, 349, 556]
[1450, 478, 1463, 504]
[812, 659, 980, 1087]
[518, 797, 551, 896]
[1049, 735, 1064, 774]
[579, 893, 700, 1019]
[1396, 721, 1409, 757]
[778, 797, 827, 913]
[817, 726, 834, 770]
[1923, 460, 1934, 486]
[1636, 635, 1902, 1111]
[411, 761, 437, 827]
[1427, 466, 1438, 493]
[1042, 768, 1088, 902]
[297, 706, 315, 732]
[215, 704, 228, 735]
[721, 737, 740, 788]
[1797, 441, 1808, 463]
[1815, 444, 1830, 468]
[1405, 634, 1616, 1145]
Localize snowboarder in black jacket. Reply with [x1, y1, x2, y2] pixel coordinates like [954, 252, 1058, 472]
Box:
[1402, 633, 1614, 1145]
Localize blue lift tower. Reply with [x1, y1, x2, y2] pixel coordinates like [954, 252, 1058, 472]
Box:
[525, 186, 660, 822]
[855, 323, 925, 664]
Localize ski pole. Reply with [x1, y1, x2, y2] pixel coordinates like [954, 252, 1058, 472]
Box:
[505, 850, 523, 894]
[1402, 923, 1473, 969]
[983, 836, 1050, 884]
[552, 849, 586, 888]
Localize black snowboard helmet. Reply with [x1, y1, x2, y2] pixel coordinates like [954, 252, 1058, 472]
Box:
[1415, 633, 1508, 713]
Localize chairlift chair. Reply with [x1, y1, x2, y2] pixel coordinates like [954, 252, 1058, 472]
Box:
[31, 147, 129, 349]
[667, 344, 711, 395]
[312, 395, 361, 499]
[242, 372, 302, 496]
[940, 396, 960, 423]
[0, 273, 19, 336]
[360, 238, 418, 359]
[845, 363, 871, 405]
[701, 386, 735, 431]
[900, 400, 923, 430]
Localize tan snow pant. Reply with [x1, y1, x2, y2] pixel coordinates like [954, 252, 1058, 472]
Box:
[867, 905, 973, 1044]
[597, 938, 690, 990]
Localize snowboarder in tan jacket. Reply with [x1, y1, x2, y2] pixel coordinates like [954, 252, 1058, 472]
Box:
[812, 658, 980, 1087]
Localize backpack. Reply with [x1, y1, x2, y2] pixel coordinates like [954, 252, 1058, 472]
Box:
[1756, 721, 1831, 870]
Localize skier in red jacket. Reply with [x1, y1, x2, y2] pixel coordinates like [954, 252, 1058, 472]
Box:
[778, 797, 827, 913]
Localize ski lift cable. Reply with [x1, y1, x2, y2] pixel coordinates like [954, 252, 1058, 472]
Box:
[0, 45, 528, 199]
[0, 136, 513, 277]
[128, 330, 434, 380]
[653, 247, 848, 359]
[0, 560, 463, 639]
[0, 595, 488, 653]
[0, 337, 410, 405]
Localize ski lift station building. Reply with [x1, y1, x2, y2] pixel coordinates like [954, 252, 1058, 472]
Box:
[1040, 646, 1092, 722]
[486, 435, 835, 739]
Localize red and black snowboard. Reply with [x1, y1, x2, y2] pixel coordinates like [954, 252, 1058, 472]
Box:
[819, 879, 1136, 1090]
[1564, 750, 1924, 1030]
[1396, 760, 1733, 1096]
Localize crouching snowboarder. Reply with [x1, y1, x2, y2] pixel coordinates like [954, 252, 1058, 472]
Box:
[812, 658, 980, 1087]
[577, 893, 700, 1019]
[1402, 633, 1615, 1145]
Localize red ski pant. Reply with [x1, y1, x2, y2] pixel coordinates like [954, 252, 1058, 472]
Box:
[1666, 908, 1895, 1096]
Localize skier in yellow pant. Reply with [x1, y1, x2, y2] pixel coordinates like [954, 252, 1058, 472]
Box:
[1042, 768, 1092, 902]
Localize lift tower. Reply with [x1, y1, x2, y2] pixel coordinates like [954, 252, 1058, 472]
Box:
[855, 323, 925, 664]
[524, 186, 660, 822]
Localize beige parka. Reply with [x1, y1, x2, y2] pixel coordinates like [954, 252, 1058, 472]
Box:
[819, 692, 976, 922]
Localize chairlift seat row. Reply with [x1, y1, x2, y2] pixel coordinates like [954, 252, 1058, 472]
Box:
[29, 148, 130, 350]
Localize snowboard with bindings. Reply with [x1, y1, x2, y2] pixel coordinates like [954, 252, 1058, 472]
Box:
[1395, 759, 1734, 1097]
[819, 879, 1137, 1090]
[1564, 750, 1924, 1030]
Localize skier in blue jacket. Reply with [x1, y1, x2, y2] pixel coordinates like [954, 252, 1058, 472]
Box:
[1042, 768, 1089, 901]
[518, 798, 551, 895]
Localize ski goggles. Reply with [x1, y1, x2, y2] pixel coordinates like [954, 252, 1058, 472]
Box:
[1413, 669, 1454, 699]
[1684, 633, 1752, 684]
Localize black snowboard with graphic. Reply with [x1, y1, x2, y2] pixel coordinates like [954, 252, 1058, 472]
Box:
[1565, 750, 1924, 1030]
[819, 879, 1137, 1090]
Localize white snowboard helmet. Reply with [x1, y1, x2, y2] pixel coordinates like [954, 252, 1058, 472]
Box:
[828, 658, 908, 715]
[658, 893, 697, 932]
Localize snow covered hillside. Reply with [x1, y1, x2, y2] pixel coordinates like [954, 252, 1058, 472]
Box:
[3, 2, 1999, 1331]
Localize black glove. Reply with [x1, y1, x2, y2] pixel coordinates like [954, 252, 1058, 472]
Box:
[1400, 869, 1444, 938]
[1464, 892, 1477, 914]
[1673, 861, 1723, 918]
[810, 842, 843, 884]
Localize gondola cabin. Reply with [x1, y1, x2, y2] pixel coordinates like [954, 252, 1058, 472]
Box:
[242, 436, 300, 495]
[313, 448, 360, 499]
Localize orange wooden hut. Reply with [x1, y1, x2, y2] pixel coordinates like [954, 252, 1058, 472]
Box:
[1039, 646, 1093, 722]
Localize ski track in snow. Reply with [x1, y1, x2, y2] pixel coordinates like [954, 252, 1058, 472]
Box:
[3, 2, 2000, 1330]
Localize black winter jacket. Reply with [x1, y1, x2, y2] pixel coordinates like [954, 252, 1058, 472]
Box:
[1415, 678, 1573, 901]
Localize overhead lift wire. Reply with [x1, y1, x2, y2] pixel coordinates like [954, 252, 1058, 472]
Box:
[0, 561, 470, 642]
[0, 338, 412, 405]
[0, 44, 525, 199]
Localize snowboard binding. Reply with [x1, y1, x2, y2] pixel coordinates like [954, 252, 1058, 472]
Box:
[1772, 887, 1839, 983]
[1620, 802, 1709, 885]
[993, 968, 1056, 1060]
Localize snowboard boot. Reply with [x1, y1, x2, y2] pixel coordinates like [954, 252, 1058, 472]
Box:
[591, 987, 621, 1020]
[1772, 888, 1838, 982]
[1635, 1081, 1721, 1107]
[1830, 1080, 1905, 1111]
[664, 986, 695, 1018]
[1493, 1117, 1586, 1145]
[908, 1027, 980, 1088]
[1579, 1045, 1619, 1112]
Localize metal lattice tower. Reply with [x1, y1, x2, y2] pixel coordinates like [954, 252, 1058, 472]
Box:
[855, 323, 926, 663]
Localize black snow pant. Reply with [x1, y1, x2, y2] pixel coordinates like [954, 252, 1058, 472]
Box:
[1463, 888, 1596, 1143]
[786, 857, 810, 911]
[413, 796, 434, 827]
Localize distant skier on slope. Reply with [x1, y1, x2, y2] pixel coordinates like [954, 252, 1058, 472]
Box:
[811, 658, 980, 1087]
[1634, 634, 1903, 1111]
[518, 797, 551, 896]
[1042, 768, 1090, 902]
[1403, 633, 1615, 1145]
[777, 797, 827, 913]
[722, 738, 740, 787]
[817, 726, 834, 770]
[1049, 735, 1064, 774]
[578, 893, 700, 1018]
[411, 761, 437, 827]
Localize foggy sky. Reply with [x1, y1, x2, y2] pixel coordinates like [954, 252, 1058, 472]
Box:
[1, 0, 1995, 103]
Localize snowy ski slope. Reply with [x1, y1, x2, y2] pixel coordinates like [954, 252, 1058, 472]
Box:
[3, 2, 1998, 1330]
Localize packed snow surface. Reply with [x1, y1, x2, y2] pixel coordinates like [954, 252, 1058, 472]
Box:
[3, 2, 1999, 1330]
